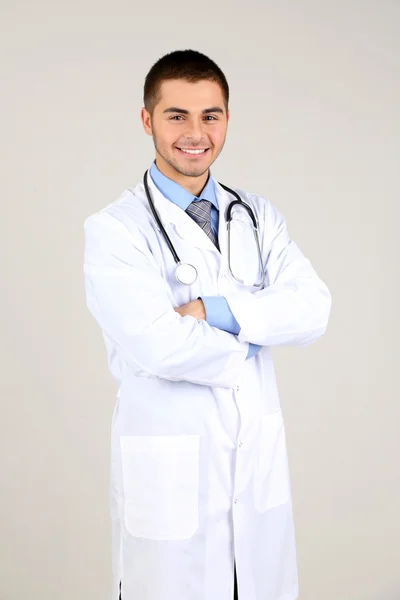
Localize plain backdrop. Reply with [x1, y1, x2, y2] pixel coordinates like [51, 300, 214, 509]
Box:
[1, 1, 399, 599]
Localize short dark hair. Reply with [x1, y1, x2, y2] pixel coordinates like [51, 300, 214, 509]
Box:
[143, 49, 229, 115]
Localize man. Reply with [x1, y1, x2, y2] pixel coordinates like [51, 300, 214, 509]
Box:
[83, 49, 332, 600]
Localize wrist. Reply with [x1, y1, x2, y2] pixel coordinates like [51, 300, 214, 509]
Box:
[197, 298, 206, 320]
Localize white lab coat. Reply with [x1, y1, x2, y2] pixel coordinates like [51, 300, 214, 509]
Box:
[83, 172, 332, 600]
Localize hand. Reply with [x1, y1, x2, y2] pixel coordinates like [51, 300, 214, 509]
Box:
[174, 299, 206, 320]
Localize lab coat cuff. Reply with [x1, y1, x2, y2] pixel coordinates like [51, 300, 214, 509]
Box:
[222, 293, 250, 343]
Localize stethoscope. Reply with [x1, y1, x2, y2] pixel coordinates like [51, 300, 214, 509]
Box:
[143, 169, 265, 288]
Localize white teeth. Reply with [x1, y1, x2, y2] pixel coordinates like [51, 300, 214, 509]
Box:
[179, 148, 207, 154]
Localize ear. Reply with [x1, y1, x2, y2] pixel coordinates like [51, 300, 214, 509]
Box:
[226, 109, 230, 123]
[141, 107, 153, 136]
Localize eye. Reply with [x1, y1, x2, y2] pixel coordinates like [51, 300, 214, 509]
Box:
[205, 115, 217, 121]
[170, 115, 184, 121]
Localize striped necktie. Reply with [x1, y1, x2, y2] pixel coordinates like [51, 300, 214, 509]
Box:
[186, 199, 220, 250]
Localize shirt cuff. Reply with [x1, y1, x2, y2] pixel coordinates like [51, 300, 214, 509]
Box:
[246, 343, 262, 359]
[199, 296, 241, 335]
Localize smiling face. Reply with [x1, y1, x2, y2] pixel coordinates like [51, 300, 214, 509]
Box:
[141, 78, 230, 195]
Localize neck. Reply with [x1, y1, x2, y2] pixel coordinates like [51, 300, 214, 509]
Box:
[155, 156, 209, 197]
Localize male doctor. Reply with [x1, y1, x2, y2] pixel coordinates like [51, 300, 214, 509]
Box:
[83, 49, 332, 600]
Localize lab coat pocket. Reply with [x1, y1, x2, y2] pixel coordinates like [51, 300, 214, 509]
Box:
[228, 216, 263, 288]
[254, 410, 290, 512]
[120, 435, 200, 540]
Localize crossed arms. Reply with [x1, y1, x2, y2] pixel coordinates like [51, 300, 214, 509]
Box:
[83, 203, 331, 389]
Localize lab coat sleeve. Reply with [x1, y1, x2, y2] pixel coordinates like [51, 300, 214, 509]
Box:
[83, 213, 249, 388]
[223, 198, 332, 347]
[200, 296, 262, 359]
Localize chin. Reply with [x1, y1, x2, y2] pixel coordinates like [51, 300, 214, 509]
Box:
[180, 166, 209, 178]
[170, 159, 206, 176]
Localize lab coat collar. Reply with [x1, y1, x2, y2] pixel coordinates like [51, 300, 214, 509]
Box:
[149, 160, 219, 212]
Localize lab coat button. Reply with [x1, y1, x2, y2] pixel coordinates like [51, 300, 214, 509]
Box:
[238, 441, 243, 448]
[236, 385, 240, 391]
[234, 498, 238, 504]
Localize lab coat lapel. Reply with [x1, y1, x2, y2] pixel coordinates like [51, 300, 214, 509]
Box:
[214, 181, 232, 259]
[146, 175, 222, 253]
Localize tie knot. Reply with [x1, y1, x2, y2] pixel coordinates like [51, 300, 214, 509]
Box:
[185, 198, 219, 250]
[186, 199, 212, 223]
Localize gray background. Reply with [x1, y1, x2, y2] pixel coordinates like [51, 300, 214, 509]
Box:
[1, 1, 399, 599]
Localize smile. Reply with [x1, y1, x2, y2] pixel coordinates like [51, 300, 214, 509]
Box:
[176, 148, 209, 156]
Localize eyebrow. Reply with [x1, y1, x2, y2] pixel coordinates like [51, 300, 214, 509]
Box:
[163, 106, 225, 115]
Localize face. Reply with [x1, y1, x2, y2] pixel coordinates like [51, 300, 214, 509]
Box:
[141, 79, 229, 190]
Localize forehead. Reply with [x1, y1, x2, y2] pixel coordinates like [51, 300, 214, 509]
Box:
[157, 79, 225, 111]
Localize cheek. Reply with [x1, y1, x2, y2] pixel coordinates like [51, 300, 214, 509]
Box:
[163, 129, 180, 147]
[154, 124, 175, 145]
[210, 129, 226, 148]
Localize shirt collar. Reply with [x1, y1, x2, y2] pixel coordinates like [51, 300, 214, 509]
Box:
[149, 160, 218, 212]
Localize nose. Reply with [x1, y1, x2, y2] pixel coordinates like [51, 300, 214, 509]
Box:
[183, 118, 204, 141]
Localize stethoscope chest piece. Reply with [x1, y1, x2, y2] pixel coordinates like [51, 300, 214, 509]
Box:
[175, 262, 198, 285]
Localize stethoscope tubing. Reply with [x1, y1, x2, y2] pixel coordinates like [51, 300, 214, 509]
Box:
[143, 169, 257, 261]
[143, 169, 181, 264]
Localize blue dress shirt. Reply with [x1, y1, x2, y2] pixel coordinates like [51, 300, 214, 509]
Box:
[149, 161, 261, 360]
